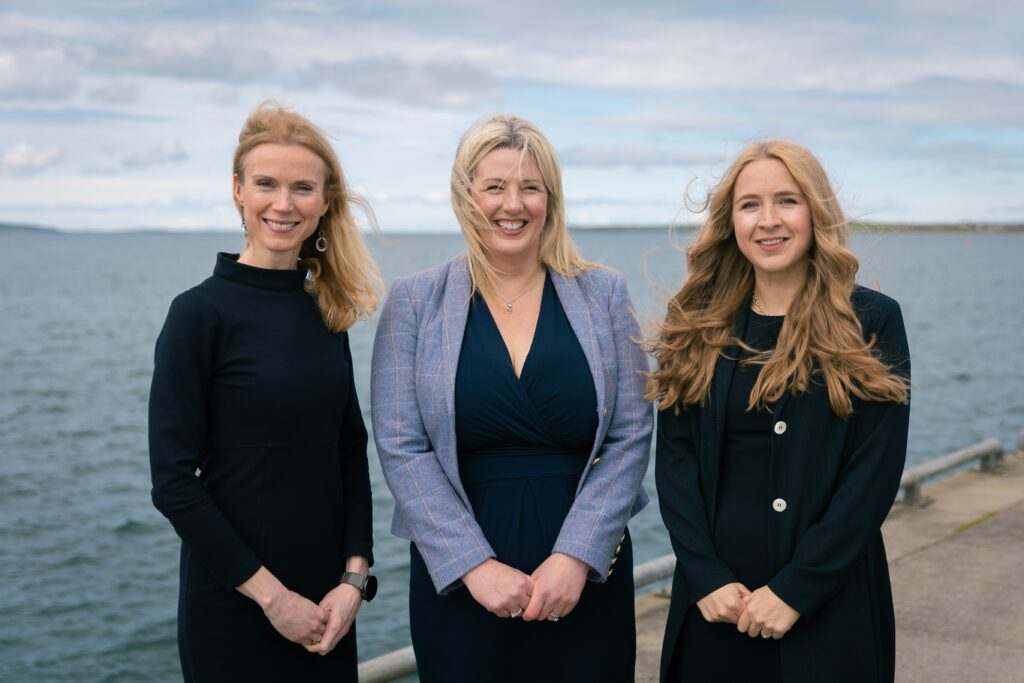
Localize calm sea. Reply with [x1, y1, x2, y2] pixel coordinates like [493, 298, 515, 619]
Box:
[1, 229, 1022, 681]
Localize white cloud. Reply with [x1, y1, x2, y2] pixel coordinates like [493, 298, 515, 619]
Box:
[122, 140, 187, 168]
[3, 142, 64, 174]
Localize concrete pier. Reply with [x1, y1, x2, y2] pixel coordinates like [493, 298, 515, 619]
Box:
[634, 451, 1024, 682]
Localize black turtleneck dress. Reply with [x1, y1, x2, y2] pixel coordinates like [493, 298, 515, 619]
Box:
[148, 253, 373, 682]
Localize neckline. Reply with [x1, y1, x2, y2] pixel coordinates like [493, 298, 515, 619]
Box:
[213, 252, 308, 291]
[474, 270, 551, 380]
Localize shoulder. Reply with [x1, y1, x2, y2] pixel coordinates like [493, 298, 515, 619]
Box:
[851, 285, 903, 331]
[389, 257, 465, 300]
[165, 277, 222, 326]
[569, 264, 626, 299]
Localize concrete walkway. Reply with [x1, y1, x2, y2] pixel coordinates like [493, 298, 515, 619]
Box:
[634, 451, 1024, 682]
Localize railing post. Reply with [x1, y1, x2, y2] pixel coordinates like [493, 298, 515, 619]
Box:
[1018, 428, 1024, 455]
[900, 470, 921, 505]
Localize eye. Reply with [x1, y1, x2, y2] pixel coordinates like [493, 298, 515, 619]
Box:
[523, 184, 543, 194]
[295, 184, 314, 193]
[256, 179, 274, 188]
[484, 184, 503, 193]
[780, 196, 800, 205]
[739, 200, 758, 210]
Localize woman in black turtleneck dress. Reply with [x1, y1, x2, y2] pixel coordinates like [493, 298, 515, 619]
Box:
[148, 102, 381, 682]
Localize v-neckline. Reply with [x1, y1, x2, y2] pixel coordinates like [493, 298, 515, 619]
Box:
[476, 273, 547, 381]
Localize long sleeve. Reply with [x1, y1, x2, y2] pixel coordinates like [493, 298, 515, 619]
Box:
[768, 298, 911, 617]
[552, 272, 653, 579]
[371, 276, 495, 593]
[148, 291, 262, 590]
[656, 406, 739, 602]
[337, 331, 374, 565]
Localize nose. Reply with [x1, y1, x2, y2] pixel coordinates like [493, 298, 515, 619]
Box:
[272, 189, 294, 212]
[502, 188, 524, 212]
[758, 205, 781, 229]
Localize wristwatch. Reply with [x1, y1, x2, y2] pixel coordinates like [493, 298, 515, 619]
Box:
[339, 571, 378, 602]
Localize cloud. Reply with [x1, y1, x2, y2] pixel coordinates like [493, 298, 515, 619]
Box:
[0, 49, 79, 100]
[2, 142, 64, 174]
[561, 146, 721, 169]
[122, 140, 187, 168]
[306, 55, 500, 108]
[87, 82, 140, 104]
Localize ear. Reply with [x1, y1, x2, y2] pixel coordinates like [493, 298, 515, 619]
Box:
[233, 174, 243, 208]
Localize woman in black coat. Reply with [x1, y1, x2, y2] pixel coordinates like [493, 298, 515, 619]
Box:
[148, 102, 381, 682]
[647, 140, 910, 682]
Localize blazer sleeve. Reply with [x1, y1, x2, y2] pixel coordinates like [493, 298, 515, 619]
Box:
[552, 272, 653, 580]
[768, 297, 911, 618]
[337, 331, 374, 565]
[371, 276, 495, 593]
[656, 406, 739, 602]
[148, 291, 262, 591]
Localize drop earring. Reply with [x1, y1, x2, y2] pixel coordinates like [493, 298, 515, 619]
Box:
[241, 218, 248, 236]
[315, 228, 328, 253]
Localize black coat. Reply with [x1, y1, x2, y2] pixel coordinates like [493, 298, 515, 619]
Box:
[656, 286, 910, 682]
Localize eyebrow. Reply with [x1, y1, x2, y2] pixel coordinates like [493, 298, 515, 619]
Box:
[251, 174, 321, 186]
[479, 177, 543, 184]
[734, 189, 802, 201]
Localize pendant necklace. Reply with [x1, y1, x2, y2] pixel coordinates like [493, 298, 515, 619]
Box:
[500, 273, 543, 313]
[751, 291, 766, 314]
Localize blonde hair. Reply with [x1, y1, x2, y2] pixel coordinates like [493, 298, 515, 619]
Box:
[647, 139, 908, 418]
[450, 114, 593, 296]
[233, 101, 381, 332]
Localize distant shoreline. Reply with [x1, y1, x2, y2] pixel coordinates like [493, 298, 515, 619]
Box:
[2, 221, 1023, 235]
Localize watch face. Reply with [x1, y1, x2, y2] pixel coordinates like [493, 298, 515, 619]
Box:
[363, 575, 378, 602]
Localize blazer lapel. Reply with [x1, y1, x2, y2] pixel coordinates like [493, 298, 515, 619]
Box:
[439, 258, 472, 480]
[551, 271, 607, 450]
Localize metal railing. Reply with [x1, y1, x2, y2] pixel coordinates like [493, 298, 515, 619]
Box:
[359, 430, 1022, 682]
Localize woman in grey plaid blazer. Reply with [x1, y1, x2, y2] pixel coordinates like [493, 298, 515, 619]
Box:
[371, 115, 653, 682]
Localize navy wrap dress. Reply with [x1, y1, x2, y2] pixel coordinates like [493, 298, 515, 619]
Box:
[409, 273, 636, 683]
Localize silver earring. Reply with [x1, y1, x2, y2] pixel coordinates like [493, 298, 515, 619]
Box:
[315, 229, 328, 253]
[241, 219, 248, 236]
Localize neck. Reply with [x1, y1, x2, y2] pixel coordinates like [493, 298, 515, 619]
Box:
[485, 254, 544, 292]
[752, 269, 807, 316]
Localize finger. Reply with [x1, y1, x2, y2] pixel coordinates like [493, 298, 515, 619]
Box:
[736, 611, 750, 633]
[521, 592, 546, 622]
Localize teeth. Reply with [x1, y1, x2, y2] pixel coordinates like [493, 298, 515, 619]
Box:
[496, 220, 525, 231]
[759, 238, 785, 246]
[265, 219, 296, 230]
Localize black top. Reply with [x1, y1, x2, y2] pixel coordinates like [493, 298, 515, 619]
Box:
[713, 310, 784, 588]
[455, 272, 598, 460]
[148, 253, 373, 593]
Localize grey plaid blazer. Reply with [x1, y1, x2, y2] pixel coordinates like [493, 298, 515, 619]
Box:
[371, 256, 652, 593]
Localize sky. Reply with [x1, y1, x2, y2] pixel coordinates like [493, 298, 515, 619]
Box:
[1, 0, 1022, 232]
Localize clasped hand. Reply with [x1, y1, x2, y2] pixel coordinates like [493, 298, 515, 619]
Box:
[463, 553, 588, 622]
[696, 583, 799, 639]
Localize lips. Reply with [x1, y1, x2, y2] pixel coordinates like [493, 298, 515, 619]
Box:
[756, 236, 788, 250]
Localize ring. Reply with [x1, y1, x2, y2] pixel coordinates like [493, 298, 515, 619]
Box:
[311, 638, 321, 645]
[761, 631, 771, 639]
[548, 613, 560, 622]
[510, 609, 522, 618]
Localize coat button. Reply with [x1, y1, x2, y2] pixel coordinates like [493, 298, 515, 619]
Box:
[592, 457, 601, 465]
[610, 555, 618, 565]
[602, 407, 608, 416]
[607, 568, 614, 577]
[772, 498, 787, 512]
[773, 421, 787, 435]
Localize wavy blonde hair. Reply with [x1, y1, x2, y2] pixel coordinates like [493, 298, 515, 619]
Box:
[646, 139, 908, 418]
[233, 101, 381, 332]
[451, 114, 593, 296]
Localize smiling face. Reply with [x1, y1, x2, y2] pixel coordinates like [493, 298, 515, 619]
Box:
[732, 157, 813, 287]
[470, 147, 548, 269]
[233, 142, 329, 269]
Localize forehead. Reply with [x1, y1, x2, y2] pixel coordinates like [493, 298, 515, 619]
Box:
[242, 142, 326, 179]
[475, 147, 542, 180]
[735, 158, 801, 193]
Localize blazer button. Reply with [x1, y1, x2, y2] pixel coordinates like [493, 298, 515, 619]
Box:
[772, 498, 787, 512]
[607, 568, 614, 577]
[602, 407, 608, 416]
[615, 544, 622, 554]
[592, 457, 601, 465]
[610, 555, 618, 565]
[773, 421, 787, 435]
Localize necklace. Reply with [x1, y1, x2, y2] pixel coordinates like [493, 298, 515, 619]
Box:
[751, 291, 766, 315]
[499, 272, 543, 313]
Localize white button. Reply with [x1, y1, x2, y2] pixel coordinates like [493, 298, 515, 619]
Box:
[772, 498, 787, 512]
[602, 407, 608, 416]
[773, 421, 787, 435]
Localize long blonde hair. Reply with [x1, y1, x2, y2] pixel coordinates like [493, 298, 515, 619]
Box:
[233, 101, 381, 332]
[450, 114, 593, 296]
[646, 139, 908, 418]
